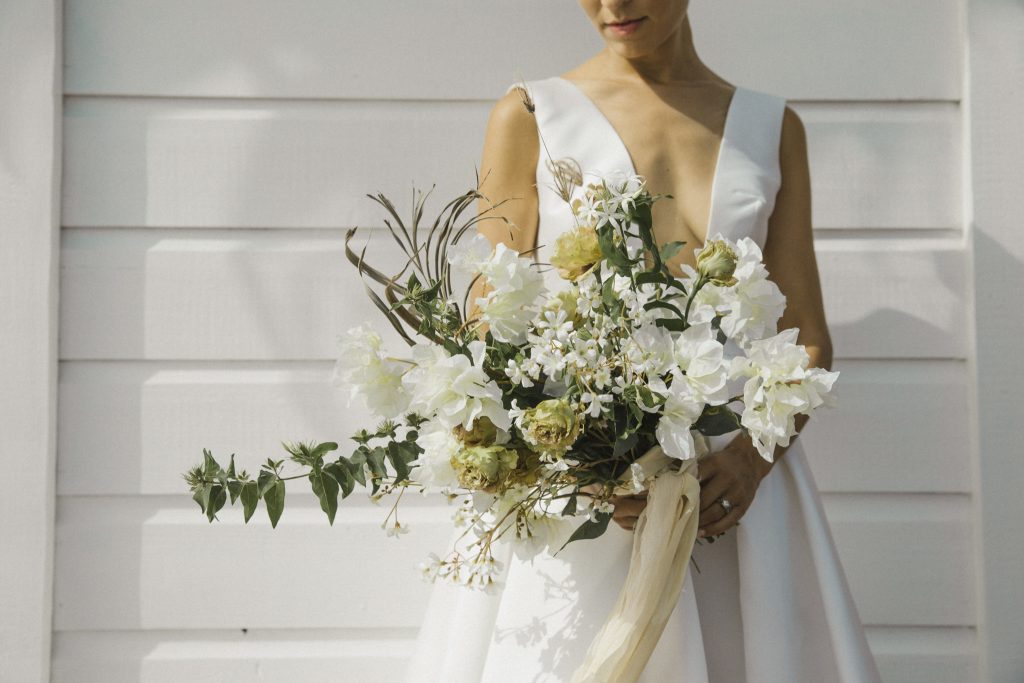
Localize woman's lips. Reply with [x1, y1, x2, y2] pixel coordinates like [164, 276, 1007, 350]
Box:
[606, 17, 646, 37]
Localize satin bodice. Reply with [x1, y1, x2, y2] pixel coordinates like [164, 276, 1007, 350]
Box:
[505, 76, 787, 285]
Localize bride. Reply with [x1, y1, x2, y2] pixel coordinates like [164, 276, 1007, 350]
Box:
[405, 1, 882, 680]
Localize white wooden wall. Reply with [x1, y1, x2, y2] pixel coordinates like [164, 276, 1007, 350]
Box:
[31, 0, 1014, 680]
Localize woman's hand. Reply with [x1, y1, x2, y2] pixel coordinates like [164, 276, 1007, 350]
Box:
[696, 435, 774, 538]
[581, 434, 776, 535]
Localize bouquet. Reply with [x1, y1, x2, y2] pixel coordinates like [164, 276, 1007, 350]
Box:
[185, 120, 838, 681]
[186, 170, 836, 556]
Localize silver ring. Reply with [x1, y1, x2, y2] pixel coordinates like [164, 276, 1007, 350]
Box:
[718, 497, 734, 513]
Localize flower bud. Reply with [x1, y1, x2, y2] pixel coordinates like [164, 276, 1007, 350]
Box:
[695, 240, 738, 287]
[550, 225, 603, 281]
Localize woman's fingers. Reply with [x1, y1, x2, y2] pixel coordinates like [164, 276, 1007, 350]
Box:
[698, 503, 745, 537]
[699, 473, 731, 514]
[613, 514, 638, 530]
[611, 491, 648, 531]
[610, 492, 647, 517]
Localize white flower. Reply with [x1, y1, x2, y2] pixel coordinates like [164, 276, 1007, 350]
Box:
[406, 420, 461, 492]
[416, 552, 444, 582]
[603, 171, 646, 214]
[626, 462, 648, 494]
[403, 341, 510, 431]
[655, 370, 705, 460]
[382, 519, 411, 537]
[447, 233, 495, 275]
[331, 325, 409, 418]
[474, 243, 546, 344]
[692, 236, 786, 345]
[625, 323, 676, 377]
[673, 322, 730, 404]
[730, 328, 839, 461]
[580, 391, 613, 418]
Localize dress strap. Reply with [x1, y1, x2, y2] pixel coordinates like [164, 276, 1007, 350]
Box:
[506, 78, 636, 187]
[707, 87, 787, 247]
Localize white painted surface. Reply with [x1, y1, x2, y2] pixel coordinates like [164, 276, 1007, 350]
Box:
[0, 1, 61, 680]
[966, 0, 1024, 680]
[43, 0, 1007, 680]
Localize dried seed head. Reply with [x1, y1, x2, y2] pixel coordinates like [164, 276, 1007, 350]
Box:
[546, 157, 583, 202]
[512, 70, 535, 114]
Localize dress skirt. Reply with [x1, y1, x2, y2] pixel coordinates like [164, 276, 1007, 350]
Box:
[403, 434, 882, 682]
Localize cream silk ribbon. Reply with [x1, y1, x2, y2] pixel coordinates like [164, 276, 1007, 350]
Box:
[570, 435, 707, 683]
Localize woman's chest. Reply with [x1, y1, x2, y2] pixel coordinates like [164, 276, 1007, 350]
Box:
[576, 83, 735, 266]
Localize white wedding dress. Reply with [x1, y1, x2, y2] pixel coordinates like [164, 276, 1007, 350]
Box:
[403, 76, 882, 683]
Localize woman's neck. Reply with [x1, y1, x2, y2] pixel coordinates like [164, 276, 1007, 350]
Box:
[592, 15, 716, 86]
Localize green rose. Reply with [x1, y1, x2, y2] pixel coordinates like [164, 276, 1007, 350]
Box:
[452, 416, 498, 447]
[550, 225, 603, 281]
[696, 240, 738, 287]
[450, 445, 520, 492]
[522, 398, 581, 455]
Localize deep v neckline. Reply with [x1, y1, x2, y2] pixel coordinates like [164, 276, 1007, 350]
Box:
[553, 75, 741, 245]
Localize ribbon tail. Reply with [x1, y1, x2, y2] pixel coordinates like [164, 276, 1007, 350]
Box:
[571, 445, 702, 683]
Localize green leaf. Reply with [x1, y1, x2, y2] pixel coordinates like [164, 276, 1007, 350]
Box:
[695, 405, 743, 436]
[311, 442, 339, 460]
[654, 317, 686, 332]
[240, 481, 259, 523]
[555, 510, 613, 554]
[561, 493, 578, 516]
[634, 271, 666, 287]
[265, 479, 286, 528]
[325, 461, 356, 499]
[202, 449, 221, 478]
[643, 299, 684, 318]
[385, 441, 416, 484]
[227, 479, 243, 505]
[257, 469, 278, 497]
[659, 240, 686, 262]
[309, 467, 341, 525]
[206, 485, 227, 523]
[192, 483, 212, 514]
[346, 452, 367, 487]
[612, 433, 639, 458]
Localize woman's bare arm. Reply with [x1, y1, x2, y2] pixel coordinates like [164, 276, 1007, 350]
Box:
[744, 104, 833, 466]
[765, 105, 833, 373]
[466, 87, 541, 323]
[691, 106, 832, 537]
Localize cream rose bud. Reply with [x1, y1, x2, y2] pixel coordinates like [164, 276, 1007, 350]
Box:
[522, 398, 582, 454]
[449, 445, 520, 492]
[695, 240, 739, 287]
[550, 225, 603, 280]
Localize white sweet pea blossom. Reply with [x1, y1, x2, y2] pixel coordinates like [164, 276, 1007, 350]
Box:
[447, 233, 494, 274]
[672, 322, 730, 405]
[403, 340, 510, 431]
[730, 327, 839, 461]
[331, 324, 409, 418]
[448, 234, 545, 344]
[692, 236, 786, 345]
[655, 370, 705, 460]
[406, 420, 462, 493]
[625, 323, 676, 377]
